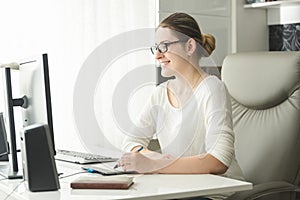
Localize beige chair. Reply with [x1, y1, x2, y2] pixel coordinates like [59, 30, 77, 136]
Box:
[222, 51, 300, 200]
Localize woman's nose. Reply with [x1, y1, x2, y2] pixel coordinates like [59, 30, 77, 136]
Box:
[154, 50, 163, 60]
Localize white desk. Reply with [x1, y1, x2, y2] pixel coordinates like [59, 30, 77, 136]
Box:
[0, 160, 252, 200]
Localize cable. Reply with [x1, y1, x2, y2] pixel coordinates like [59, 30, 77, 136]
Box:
[59, 171, 89, 179]
[3, 180, 25, 200]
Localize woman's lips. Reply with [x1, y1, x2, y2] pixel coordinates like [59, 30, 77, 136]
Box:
[160, 60, 170, 66]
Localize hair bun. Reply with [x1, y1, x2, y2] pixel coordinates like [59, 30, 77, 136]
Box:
[201, 33, 216, 56]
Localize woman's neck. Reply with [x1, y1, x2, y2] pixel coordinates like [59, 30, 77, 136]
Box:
[172, 67, 205, 91]
[166, 67, 207, 108]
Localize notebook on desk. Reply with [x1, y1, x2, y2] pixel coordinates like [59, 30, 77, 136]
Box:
[70, 176, 134, 189]
[55, 149, 118, 164]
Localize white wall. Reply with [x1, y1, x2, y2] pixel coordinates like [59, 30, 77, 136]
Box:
[0, 0, 156, 154]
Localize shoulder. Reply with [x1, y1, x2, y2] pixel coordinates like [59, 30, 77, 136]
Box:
[148, 81, 168, 104]
[200, 76, 228, 97]
[199, 76, 232, 110]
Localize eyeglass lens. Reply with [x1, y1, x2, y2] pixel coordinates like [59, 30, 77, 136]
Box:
[150, 43, 168, 55]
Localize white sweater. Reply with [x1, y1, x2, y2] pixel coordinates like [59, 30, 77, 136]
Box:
[122, 76, 244, 199]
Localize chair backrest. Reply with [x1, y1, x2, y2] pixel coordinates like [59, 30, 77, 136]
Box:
[221, 51, 300, 185]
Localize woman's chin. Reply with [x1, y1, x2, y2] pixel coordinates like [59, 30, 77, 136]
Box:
[160, 67, 174, 78]
[161, 72, 174, 78]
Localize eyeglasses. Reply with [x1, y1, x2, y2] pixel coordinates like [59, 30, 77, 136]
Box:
[150, 40, 184, 55]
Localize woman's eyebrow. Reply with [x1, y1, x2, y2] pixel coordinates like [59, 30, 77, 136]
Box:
[155, 40, 170, 45]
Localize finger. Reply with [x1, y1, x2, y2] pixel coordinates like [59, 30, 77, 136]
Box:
[121, 162, 134, 171]
[118, 159, 125, 167]
[123, 164, 136, 172]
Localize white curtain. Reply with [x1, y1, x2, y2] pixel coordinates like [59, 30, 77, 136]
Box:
[0, 0, 156, 152]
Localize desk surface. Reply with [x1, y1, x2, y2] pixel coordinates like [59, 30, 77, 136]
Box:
[0, 160, 252, 200]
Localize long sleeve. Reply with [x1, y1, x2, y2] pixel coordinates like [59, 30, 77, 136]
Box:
[204, 82, 234, 167]
[122, 91, 159, 152]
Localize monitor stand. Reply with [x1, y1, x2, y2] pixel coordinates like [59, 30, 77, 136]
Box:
[0, 163, 23, 179]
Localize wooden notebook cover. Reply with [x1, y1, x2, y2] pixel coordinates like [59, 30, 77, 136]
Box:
[70, 176, 134, 189]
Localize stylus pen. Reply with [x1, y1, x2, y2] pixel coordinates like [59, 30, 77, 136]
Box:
[113, 146, 143, 169]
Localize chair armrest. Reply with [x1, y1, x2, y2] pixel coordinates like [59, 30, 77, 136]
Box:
[226, 181, 299, 200]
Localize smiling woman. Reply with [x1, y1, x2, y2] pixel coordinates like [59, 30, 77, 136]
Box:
[120, 13, 245, 200]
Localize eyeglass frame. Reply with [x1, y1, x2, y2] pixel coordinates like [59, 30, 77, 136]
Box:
[150, 40, 186, 55]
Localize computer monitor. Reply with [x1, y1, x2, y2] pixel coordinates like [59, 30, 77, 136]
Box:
[19, 54, 55, 150]
[0, 53, 55, 179]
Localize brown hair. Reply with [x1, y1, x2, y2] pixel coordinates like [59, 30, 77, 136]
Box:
[158, 13, 215, 57]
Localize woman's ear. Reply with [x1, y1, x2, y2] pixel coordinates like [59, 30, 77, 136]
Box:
[186, 38, 197, 56]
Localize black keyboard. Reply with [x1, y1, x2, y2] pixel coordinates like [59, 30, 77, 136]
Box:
[55, 149, 118, 164]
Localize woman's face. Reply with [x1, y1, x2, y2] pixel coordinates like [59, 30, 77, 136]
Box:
[154, 27, 189, 78]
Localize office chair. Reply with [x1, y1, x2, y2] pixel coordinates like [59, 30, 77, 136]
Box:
[222, 51, 300, 200]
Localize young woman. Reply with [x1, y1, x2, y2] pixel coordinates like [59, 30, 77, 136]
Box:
[119, 13, 244, 199]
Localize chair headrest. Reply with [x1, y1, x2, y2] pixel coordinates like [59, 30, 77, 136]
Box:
[221, 51, 300, 109]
